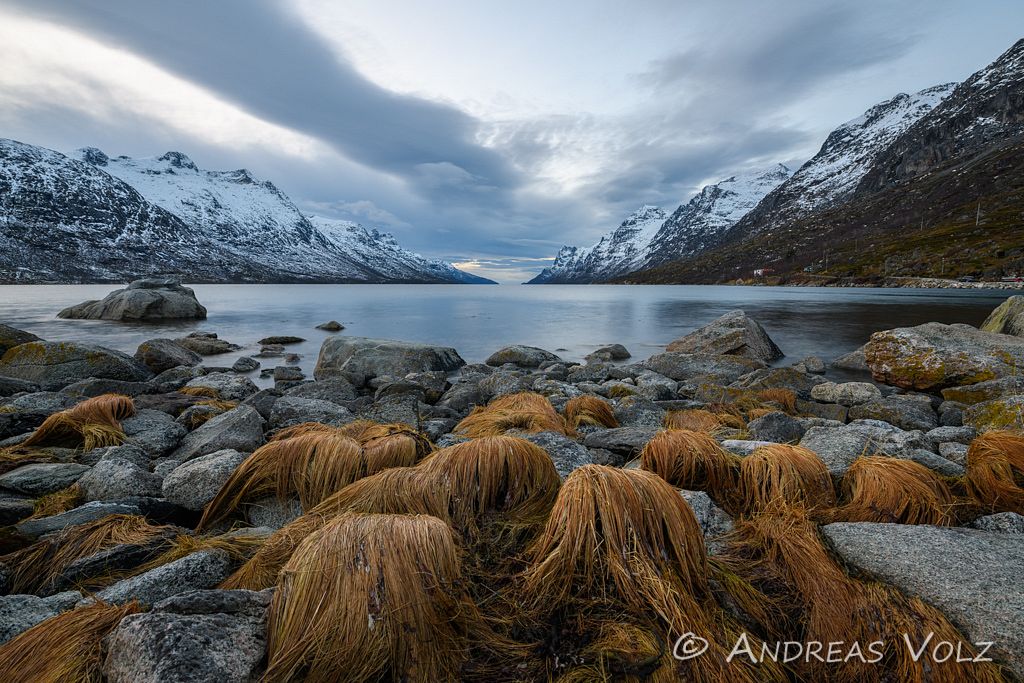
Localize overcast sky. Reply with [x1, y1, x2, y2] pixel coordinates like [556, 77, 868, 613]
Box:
[1, 1, 1021, 282]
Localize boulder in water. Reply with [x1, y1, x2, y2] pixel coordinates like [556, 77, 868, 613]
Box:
[57, 278, 207, 321]
[666, 310, 783, 362]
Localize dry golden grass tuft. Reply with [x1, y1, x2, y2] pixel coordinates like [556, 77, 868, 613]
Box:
[966, 430, 1024, 514]
[607, 384, 638, 398]
[740, 444, 835, 514]
[563, 395, 619, 429]
[831, 456, 956, 525]
[454, 392, 571, 437]
[756, 388, 797, 414]
[29, 484, 83, 520]
[198, 431, 395, 530]
[338, 420, 434, 462]
[663, 408, 724, 433]
[0, 514, 172, 594]
[222, 467, 446, 590]
[640, 429, 740, 500]
[521, 465, 772, 682]
[22, 394, 135, 451]
[0, 600, 141, 683]
[177, 385, 222, 398]
[264, 513, 489, 683]
[722, 503, 1006, 682]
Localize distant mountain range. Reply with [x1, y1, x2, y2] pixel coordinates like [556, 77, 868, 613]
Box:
[533, 37, 1024, 285]
[0, 142, 493, 284]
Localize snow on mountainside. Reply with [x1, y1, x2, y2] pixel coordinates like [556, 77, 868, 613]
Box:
[310, 216, 494, 284]
[724, 83, 955, 241]
[642, 164, 793, 267]
[527, 205, 666, 283]
[0, 138, 491, 283]
[529, 165, 791, 283]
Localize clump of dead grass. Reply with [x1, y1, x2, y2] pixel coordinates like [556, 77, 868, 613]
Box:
[739, 444, 835, 515]
[640, 429, 740, 503]
[454, 392, 571, 438]
[966, 430, 1024, 514]
[663, 408, 724, 434]
[564, 395, 618, 429]
[0, 600, 141, 683]
[0, 513, 172, 594]
[22, 394, 135, 451]
[263, 513, 491, 683]
[177, 385, 221, 398]
[756, 388, 797, 414]
[30, 484, 83, 520]
[831, 456, 956, 525]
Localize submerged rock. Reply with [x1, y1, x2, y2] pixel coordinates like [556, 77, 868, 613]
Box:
[316, 320, 344, 331]
[666, 310, 783, 362]
[0, 341, 152, 390]
[57, 278, 206, 321]
[822, 522, 1024, 677]
[174, 332, 241, 356]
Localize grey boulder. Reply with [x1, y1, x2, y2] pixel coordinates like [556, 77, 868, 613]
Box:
[103, 589, 270, 683]
[485, 345, 562, 368]
[76, 458, 162, 501]
[666, 310, 783, 362]
[810, 381, 881, 406]
[183, 372, 259, 401]
[0, 462, 90, 496]
[135, 338, 203, 374]
[822, 522, 1024, 677]
[980, 295, 1024, 336]
[0, 341, 152, 390]
[314, 336, 464, 387]
[58, 279, 206, 321]
[516, 430, 593, 479]
[123, 409, 188, 458]
[93, 549, 233, 606]
[162, 449, 247, 511]
[0, 324, 41, 356]
[170, 406, 265, 462]
[0, 591, 82, 644]
[269, 396, 355, 430]
[639, 352, 763, 384]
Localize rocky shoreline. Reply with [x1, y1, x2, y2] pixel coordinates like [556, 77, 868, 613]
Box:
[0, 297, 1023, 680]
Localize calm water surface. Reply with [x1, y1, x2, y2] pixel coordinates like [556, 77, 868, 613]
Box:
[0, 285, 1012, 383]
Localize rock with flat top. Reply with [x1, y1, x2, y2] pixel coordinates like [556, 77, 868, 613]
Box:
[666, 310, 783, 362]
[58, 278, 206, 320]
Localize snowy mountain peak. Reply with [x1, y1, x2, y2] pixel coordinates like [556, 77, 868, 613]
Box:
[0, 137, 492, 284]
[528, 164, 790, 283]
[76, 147, 109, 166]
[157, 151, 198, 171]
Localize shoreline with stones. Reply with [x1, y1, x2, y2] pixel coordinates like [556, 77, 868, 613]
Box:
[0, 281, 1023, 679]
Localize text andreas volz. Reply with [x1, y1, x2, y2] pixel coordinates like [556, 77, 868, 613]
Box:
[673, 632, 996, 664]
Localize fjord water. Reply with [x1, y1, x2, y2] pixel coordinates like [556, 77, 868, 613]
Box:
[0, 284, 1011, 380]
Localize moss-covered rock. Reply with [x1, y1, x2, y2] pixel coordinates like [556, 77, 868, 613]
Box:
[941, 376, 1024, 404]
[963, 395, 1024, 432]
[0, 324, 40, 356]
[864, 322, 1024, 391]
[0, 341, 152, 391]
[981, 295, 1024, 336]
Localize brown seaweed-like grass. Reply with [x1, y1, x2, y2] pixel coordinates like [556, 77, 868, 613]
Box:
[0, 514, 172, 594]
[756, 388, 797, 414]
[831, 456, 956, 525]
[564, 395, 619, 429]
[520, 465, 772, 682]
[966, 430, 1024, 514]
[739, 444, 835, 515]
[221, 467, 446, 590]
[640, 429, 740, 505]
[198, 431, 386, 530]
[454, 392, 571, 437]
[663, 409, 724, 434]
[722, 503, 1006, 682]
[22, 394, 135, 451]
[263, 513, 493, 683]
[0, 600, 141, 683]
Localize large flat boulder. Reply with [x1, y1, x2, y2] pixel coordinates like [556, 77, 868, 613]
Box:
[314, 336, 465, 387]
[822, 522, 1024, 677]
[864, 322, 1024, 391]
[0, 341, 153, 390]
[666, 310, 783, 362]
[639, 352, 763, 384]
[57, 278, 206, 321]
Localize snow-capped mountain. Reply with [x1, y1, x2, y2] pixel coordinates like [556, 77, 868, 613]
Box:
[0, 139, 493, 284]
[724, 83, 955, 241]
[642, 164, 793, 266]
[527, 205, 666, 283]
[528, 165, 791, 283]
